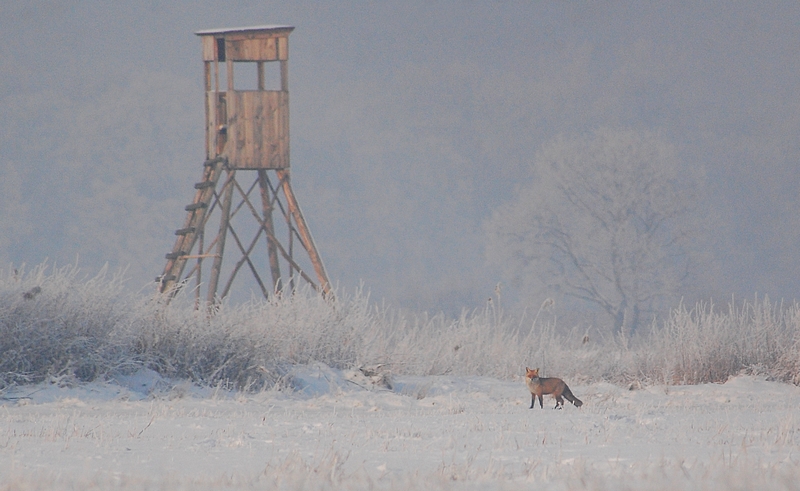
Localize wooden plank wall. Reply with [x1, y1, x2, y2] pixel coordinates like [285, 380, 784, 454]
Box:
[228, 37, 277, 61]
[226, 91, 289, 169]
[202, 31, 290, 168]
[201, 34, 288, 61]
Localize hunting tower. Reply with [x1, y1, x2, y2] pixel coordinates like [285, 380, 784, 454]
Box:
[158, 25, 331, 303]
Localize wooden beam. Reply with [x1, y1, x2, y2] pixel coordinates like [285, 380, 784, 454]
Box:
[280, 59, 288, 92]
[276, 169, 331, 296]
[206, 170, 236, 304]
[235, 174, 319, 293]
[258, 170, 283, 291]
[219, 218, 269, 300]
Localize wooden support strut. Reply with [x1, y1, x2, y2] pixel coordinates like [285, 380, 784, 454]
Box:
[258, 170, 283, 292]
[217, 177, 272, 299]
[205, 170, 236, 304]
[158, 163, 330, 303]
[230, 179, 322, 291]
[276, 169, 331, 296]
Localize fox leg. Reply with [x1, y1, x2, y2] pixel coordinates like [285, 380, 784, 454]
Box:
[530, 393, 536, 409]
[554, 395, 564, 409]
[537, 394, 544, 408]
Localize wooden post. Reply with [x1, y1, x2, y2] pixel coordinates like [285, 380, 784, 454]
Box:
[206, 171, 235, 304]
[196, 228, 203, 308]
[204, 61, 211, 157]
[286, 194, 295, 292]
[258, 170, 283, 292]
[257, 61, 265, 91]
[280, 60, 288, 92]
[277, 169, 331, 295]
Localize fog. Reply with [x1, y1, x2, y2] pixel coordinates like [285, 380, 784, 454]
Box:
[1, 1, 798, 319]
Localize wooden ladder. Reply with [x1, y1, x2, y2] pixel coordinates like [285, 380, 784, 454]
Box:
[158, 157, 227, 295]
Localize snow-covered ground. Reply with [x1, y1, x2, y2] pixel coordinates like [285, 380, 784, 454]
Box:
[2, 365, 800, 490]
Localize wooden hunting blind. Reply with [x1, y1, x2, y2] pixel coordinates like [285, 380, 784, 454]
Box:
[158, 25, 331, 303]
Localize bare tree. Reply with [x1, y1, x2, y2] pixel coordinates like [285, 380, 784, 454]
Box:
[485, 128, 699, 336]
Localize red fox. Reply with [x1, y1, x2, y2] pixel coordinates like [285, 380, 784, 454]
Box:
[525, 367, 583, 409]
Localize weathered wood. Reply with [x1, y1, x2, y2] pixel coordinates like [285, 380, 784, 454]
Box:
[195, 229, 204, 306]
[206, 171, 236, 304]
[267, 228, 318, 290]
[232, 173, 324, 294]
[219, 219, 269, 300]
[207, 93, 228, 157]
[184, 202, 207, 211]
[286, 202, 295, 292]
[280, 60, 289, 92]
[227, 37, 278, 62]
[159, 157, 225, 295]
[277, 37, 289, 61]
[227, 55, 234, 94]
[196, 27, 293, 63]
[224, 91, 289, 169]
[204, 156, 225, 166]
[259, 170, 283, 291]
[277, 169, 331, 296]
[204, 62, 211, 156]
[214, 49, 221, 90]
[201, 36, 216, 61]
[161, 25, 330, 304]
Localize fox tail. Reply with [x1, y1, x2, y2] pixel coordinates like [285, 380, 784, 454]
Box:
[563, 385, 583, 407]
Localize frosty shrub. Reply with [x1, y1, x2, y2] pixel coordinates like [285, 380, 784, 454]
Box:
[1, 263, 799, 390]
[0, 263, 132, 388]
[131, 285, 376, 390]
[634, 297, 800, 385]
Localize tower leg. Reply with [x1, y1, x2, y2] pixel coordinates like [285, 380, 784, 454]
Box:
[258, 170, 283, 293]
[159, 164, 330, 305]
[206, 170, 236, 304]
[276, 169, 331, 296]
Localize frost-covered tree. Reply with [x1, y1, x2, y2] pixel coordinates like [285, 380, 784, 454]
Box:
[485, 128, 699, 336]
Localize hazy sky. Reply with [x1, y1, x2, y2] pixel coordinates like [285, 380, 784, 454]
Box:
[1, 1, 798, 319]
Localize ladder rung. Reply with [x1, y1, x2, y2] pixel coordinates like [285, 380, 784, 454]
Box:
[175, 227, 196, 236]
[204, 157, 225, 167]
[194, 181, 214, 189]
[165, 252, 186, 260]
[185, 202, 207, 211]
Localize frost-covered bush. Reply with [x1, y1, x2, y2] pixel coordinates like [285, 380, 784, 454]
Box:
[131, 286, 376, 390]
[1, 263, 799, 390]
[0, 263, 132, 388]
[635, 298, 799, 385]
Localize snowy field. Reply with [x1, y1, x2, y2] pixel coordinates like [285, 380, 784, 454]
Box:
[3, 267, 800, 489]
[3, 365, 800, 491]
